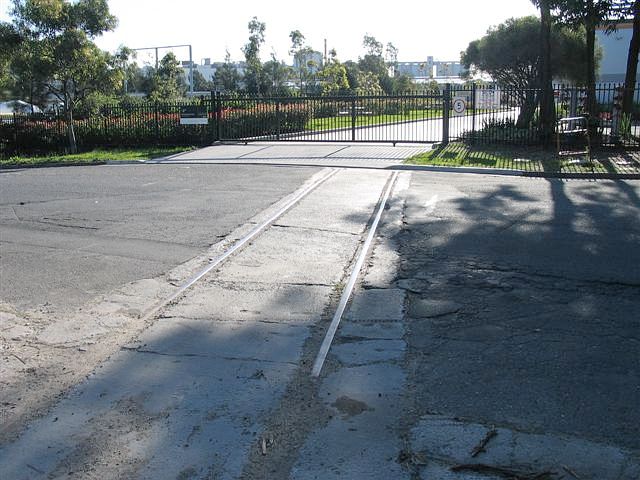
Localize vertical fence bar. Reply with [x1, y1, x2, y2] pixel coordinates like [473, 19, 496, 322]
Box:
[276, 99, 281, 141]
[154, 103, 159, 142]
[351, 97, 356, 142]
[215, 92, 222, 142]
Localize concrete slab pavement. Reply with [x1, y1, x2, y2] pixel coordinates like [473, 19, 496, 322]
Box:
[156, 142, 431, 169]
[0, 168, 398, 479]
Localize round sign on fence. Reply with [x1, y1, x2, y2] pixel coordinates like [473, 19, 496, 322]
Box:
[453, 97, 466, 115]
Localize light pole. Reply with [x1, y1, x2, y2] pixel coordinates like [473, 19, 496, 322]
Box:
[131, 44, 194, 95]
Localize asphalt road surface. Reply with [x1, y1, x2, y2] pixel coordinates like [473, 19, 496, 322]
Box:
[0, 163, 318, 313]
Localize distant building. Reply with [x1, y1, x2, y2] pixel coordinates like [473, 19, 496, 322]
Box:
[396, 58, 435, 80]
[396, 57, 465, 82]
[434, 61, 464, 78]
[181, 58, 247, 90]
[596, 22, 639, 83]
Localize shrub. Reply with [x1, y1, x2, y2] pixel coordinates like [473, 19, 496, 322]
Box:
[460, 118, 538, 145]
[1, 101, 313, 156]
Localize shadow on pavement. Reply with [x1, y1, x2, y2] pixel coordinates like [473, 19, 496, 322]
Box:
[399, 174, 640, 453]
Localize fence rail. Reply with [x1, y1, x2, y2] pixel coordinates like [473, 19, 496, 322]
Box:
[2, 83, 639, 157]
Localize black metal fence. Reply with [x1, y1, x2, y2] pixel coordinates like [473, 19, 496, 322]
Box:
[2, 83, 639, 157]
[449, 83, 640, 147]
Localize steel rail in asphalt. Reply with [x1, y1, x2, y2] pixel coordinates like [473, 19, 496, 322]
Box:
[311, 171, 399, 377]
[139, 167, 340, 323]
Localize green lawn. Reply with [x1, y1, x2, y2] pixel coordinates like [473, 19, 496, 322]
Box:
[1, 146, 194, 167]
[406, 142, 640, 175]
[306, 110, 443, 131]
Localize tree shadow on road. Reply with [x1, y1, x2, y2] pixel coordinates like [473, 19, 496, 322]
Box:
[397, 173, 640, 452]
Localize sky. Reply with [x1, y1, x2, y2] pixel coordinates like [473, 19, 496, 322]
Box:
[1, 0, 540, 65]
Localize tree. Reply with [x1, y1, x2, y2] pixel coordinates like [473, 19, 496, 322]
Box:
[123, 62, 155, 95]
[532, 0, 557, 147]
[363, 35, 384, 57]
[263, 53, 293, 95]
[385, 42, 399, 72]
[616, 0, 640, 116]
[0, 22, 22, 100]
[358, 35, 393, 93]
[6, 0, 121, 152]
[552, 0, 617, 119]
[289, 29, 307, 91]
[192, 69, 214, 92]
[318, 49, 350, 95]
[149, 52, 186, 101]
[214, 50, 240, 93]
[462, 16, 590, 127]
[391, 74, 415, 94]
[242, 17, 266, 94]
[355, 71, 383, 95]
[343, 60, 361, 92]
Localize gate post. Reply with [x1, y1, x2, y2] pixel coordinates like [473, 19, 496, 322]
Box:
[442, 83, 451, 145]
[351, 97, 357, 142]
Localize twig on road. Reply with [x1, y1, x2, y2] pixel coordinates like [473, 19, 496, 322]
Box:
[451, 463, 554, 480]
[562, 465, 581, 479]
[471, 428, 498, 457]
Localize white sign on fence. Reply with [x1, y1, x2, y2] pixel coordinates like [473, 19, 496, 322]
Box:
[452, 97, 466, 115]
[475, 89, 501, 109]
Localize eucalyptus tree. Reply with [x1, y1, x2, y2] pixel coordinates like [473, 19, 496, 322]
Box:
[214, 50, 241, 93]
[242, 17, 266, 94]
[318, 49, 350, 95]
[6, 0, 122, 152]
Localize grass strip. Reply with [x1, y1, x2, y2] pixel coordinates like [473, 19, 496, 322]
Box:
[1, 146, 194, 167]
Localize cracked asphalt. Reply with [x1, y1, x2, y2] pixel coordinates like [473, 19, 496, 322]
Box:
[399, 173, 640, 453]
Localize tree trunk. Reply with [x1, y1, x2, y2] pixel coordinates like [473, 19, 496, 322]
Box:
[539, 0, 556, 148]
[585, 2, 599, 127]
[622, 0, 640, 116]
[517, 89, 539, 128]
[65, 99, 77, 154]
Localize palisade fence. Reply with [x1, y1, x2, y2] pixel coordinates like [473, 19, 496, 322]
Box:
[2, 83, 639, 157]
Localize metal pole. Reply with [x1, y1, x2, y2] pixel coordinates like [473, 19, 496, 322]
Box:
[442, 83, 451, 145]
[189, 45, 194, 95]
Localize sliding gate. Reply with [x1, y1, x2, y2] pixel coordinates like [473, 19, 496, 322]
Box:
[208, 85, 520, 145]
[214, 92, 445, 144]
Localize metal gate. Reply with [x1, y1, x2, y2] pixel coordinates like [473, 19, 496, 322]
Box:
[212, 91, 446, 144]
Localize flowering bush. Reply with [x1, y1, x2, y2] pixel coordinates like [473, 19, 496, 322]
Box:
[1, 102, 312, 156]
